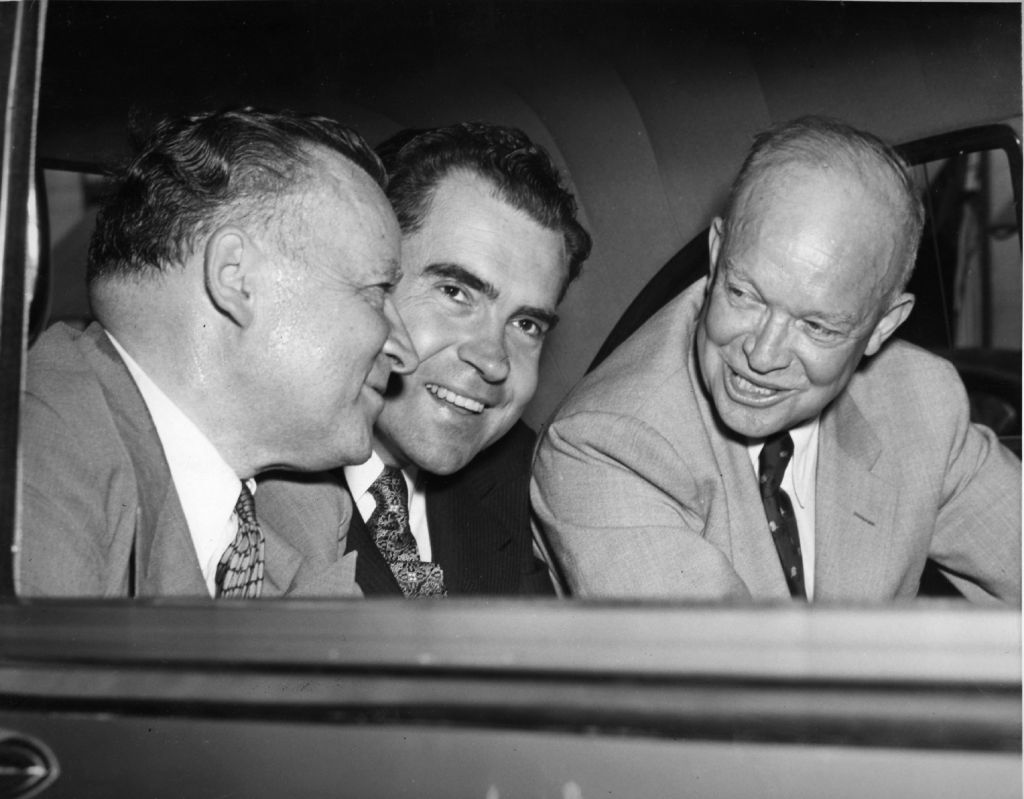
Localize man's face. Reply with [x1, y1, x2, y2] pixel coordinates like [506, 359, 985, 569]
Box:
[250, 153, 416, 470]
[697, 164, 913, 440]
[374, 170, 568, 474]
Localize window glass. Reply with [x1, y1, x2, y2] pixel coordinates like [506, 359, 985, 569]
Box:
[41, 169, 108, 325]
[905, 144, 1021, 351]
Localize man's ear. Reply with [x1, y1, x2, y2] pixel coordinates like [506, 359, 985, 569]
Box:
[204, 227, 256, 328]
[707, 217, 724, 281]
[865, 292, 915, 356]
[704, 217, 725, 300]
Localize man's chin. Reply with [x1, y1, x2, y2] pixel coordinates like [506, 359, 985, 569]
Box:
[372, 428, 475, 475]
[415, 447, 476, 476]
[715, 394, 790, 440]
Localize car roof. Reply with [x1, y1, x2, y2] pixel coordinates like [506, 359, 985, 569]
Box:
[37, 1, 1022, 425]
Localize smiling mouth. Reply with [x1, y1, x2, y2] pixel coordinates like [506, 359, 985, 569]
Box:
[426, 383, 485, 414]
[726, 367, 791, 405]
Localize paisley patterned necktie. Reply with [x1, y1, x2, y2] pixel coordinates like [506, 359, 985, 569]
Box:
[758, 432, 807, 600]
[367, 466, 447, 597]
[215, 481, 265, 598]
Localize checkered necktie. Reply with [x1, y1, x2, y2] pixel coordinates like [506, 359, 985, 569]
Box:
[215, 482, 265, 598]
[758, 432, 807, 600]
[367, 466, 447, 597]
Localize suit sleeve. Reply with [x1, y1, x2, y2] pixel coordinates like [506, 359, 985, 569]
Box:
[517, 559, 558, 596]
[17, 390, 136, 597]
[531, 409, 751, 599]
[926, 361, 1021, 604]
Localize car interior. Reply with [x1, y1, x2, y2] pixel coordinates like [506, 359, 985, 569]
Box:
[0, 2, 1020, 797]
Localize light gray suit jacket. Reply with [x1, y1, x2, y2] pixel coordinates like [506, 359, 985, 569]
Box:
[532, 280, 1021, 603]
[17, 322, 359, 598]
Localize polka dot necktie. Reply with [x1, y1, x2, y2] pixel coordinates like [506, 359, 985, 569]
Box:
[215, 482, 265, 598]
[758, 432, 807, 600]
[367, 467, 447, 598]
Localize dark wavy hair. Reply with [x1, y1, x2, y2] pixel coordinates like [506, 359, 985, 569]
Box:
[87, 107, 386, 283]
[723, 115, 924, 295]
[377, 122, 591, 296]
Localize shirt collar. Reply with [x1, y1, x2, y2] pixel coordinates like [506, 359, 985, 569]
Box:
[746, 416, 821, 505]
[344, 450, 418, 501]
[786, 416, 820, 493]
[106, 332, 244, 575]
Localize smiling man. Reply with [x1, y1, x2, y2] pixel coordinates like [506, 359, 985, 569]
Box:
[18, 108, 417, 597]
[342, 122, 591, 596]
[532, 116, 1021, 603]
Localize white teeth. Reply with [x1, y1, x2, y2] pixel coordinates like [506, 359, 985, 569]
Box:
[733, 372, 776, 396]
[426, 384, 485, 413]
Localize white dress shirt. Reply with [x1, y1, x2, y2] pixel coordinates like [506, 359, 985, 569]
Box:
[108, 333, 250, 596]
[344, 451, 432, 561]
[747, 418, 820, 599]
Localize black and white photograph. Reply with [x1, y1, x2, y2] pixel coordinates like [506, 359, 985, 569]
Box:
[0, 1, 1019, 796]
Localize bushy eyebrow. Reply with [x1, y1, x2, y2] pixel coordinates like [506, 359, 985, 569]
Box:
[424, 262, 560, 329]
[721, 259, 860, 330]
[424, 263, 498, 300]
[522, 305, 560, 331]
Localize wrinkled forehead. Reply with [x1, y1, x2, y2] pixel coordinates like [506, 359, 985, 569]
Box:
[727, 163, 907, 293]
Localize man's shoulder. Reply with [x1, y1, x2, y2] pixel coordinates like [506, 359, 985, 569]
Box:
[22, 320, 156, 491]
[851, 338, 965, 406]
[28, 322, 100, 381]
[26, 321, 126, 410]
[840, 338, 980, 450]
[552, 281, 705, 423]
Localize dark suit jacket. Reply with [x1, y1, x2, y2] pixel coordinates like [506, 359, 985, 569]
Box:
[17, 322, 359, 597]
[344, 421, 555, 596]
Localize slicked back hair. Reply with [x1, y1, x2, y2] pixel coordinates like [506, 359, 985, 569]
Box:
[377, 122, 591, 296]
[722, 115, 924, 297]
[87, 107, 387, 284]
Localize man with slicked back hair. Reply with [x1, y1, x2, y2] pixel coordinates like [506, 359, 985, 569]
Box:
[341, 122, 591, 597]
[18, 107, 418, 597]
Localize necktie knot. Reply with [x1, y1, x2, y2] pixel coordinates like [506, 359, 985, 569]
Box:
[367, 466, 410, 528]
[758, 431, 794, 497]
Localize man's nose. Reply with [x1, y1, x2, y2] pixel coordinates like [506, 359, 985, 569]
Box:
[743, 312, 792, 373]
[381, 295, 419, 375]
[457, 321, 510, 383]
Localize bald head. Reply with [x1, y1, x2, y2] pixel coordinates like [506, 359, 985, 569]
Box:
[698, 116, 921, 439]
[723, 116, 924, 299]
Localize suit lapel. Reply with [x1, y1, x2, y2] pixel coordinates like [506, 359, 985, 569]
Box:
[340, 478, 403, 595]
[256, 474, 360, 597]
[814, 391, 898, 600]
[716, 433, 793, 599]
[81, 325, 359, 598]
[691, 343, 790, 599]
[427, 453, 516, 595]
[80, 325, 208, 596]
[259, 515, 358, 597]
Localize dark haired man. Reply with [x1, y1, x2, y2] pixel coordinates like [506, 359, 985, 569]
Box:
[342, 122, 591, 597]
[18, 108, 417, 597]
[533, 116, 1020, 603]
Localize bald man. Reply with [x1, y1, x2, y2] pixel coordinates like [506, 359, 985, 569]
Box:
[533, 116, 1020, 603]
